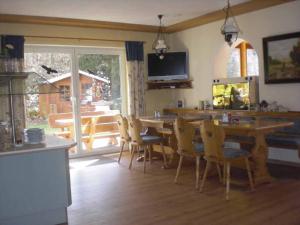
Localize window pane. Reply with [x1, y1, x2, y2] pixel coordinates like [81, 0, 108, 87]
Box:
[247, 49, 259, 76]
[227, 48, 241, 77]
[78, 54, 121, 152]
[24, 53, 73, 134]
[78, 54, 121, 111]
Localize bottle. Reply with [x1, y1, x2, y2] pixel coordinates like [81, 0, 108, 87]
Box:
[222, 112, 228, 123]
[228, 112, 232, 123]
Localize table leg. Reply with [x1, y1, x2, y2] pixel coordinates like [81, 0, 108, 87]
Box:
[252, 132, 273, 185]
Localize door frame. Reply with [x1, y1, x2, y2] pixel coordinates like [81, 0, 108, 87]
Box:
[25, 44, 127, 157]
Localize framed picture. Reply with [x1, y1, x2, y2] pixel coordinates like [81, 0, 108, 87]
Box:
[263, 32, 300, 84]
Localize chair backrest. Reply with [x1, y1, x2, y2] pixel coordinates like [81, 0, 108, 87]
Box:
[174, 117, 196, 155]
[116, 115, 130, 141]
[200, 120, 225, 161]
[127, 115, 143, 144]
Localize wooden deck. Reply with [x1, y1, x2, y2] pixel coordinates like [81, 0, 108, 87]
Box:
[68, 153, 300, 225]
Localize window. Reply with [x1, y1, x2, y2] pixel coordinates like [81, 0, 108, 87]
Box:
[227, 48, 241, 77]
[59, 85, 70, 101]
[227, 41, 259, 77]
[81, 83, 93, 102]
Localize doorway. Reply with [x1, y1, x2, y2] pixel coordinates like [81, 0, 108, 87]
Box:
[24, 45, 126, 156]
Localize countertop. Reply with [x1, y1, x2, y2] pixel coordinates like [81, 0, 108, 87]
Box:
[0, 135, 76, 157]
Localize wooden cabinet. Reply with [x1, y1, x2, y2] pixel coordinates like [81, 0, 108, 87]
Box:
[147, 80, 192, 90]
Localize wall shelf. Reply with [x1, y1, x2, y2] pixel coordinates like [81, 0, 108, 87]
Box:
[147, 79, 192, 90]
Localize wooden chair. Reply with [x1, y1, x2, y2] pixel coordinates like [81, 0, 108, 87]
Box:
[173, 118, 205, 189]
[199, 120, 254, 200]
[116, 115, 131, 163]
[127, 115, 167, 173]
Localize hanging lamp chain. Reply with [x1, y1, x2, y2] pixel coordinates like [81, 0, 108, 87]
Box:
[221, 0, 242, 34]
[156, 14, 164, 40]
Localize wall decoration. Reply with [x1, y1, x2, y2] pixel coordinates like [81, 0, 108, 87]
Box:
[263, 32, 300, 84]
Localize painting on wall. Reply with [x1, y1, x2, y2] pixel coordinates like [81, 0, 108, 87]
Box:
[263, 32, 300, 84]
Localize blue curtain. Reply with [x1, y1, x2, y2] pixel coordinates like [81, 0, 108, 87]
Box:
[125, 41, 144, 61]
[1, 35, 25, 59]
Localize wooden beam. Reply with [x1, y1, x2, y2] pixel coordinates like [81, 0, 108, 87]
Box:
[240, 41, 247, 77]
[24, 35, 147, 43]
[166, 0, 296, 33]
[0, 14, 159, 33]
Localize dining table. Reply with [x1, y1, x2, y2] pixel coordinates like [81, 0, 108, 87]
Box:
[139, 115, 294, 185]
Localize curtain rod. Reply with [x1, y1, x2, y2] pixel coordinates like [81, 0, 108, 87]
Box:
[25, 35, 146, 43]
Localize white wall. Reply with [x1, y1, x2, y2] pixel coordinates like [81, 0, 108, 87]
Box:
[168, 1, 300, 111]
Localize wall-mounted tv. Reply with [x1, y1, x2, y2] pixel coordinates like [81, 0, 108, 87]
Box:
[147, 52, 188, 81]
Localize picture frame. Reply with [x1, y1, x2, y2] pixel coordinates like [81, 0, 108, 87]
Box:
[263, 32, 300, 84]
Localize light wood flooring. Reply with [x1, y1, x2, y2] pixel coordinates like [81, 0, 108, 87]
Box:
[68, 153, 300, 225]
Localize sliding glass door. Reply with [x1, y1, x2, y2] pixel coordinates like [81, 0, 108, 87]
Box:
[75, 48, 126, 154]
[25, 45, 126, 156]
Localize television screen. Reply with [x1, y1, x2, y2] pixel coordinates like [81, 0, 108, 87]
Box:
[148, 52, 187, 80]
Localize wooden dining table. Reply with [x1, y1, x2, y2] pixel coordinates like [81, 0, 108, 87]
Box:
[140, 115, 293, 185]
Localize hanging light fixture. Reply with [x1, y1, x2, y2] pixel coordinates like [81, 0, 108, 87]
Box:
[152, 14, 169, 60]
[220, 0, 241, 46]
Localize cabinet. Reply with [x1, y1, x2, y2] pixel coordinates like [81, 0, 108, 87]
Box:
[0, 136, 75, 225]
[147, 79, 192, 90]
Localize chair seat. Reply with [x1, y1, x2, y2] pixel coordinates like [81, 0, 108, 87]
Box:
[142, 135, 162, 144]
[194, 142, 205, 153]
[223, 148, 250, 159]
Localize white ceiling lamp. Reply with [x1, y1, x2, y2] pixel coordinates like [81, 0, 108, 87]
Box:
[152, 14, 169, 60]
[220, 0, 241, 46]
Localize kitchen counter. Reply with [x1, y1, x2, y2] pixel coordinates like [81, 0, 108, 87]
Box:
[0, 135, 76, 225]
[0, 135, 76, 156]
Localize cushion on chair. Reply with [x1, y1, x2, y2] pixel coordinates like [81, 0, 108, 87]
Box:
[142, 135, 162, 144]
[223, 148, 250, 159]
[194, 142, 205, 153]
[140, 132, 147, 137]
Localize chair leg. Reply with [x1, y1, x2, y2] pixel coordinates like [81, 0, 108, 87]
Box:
[143, 146, 147, 173]
[196, 155, 201, 189]
[223, 163, 226, 185]
[129, 145, 136, 169]
[200, 160, 211, 193]
[160, 142, 168, 168]
[245, 157, 255, 191]
[148, 145, 152, 164]
[216, 163, 222, 184]
[174, 155, 184, 184]
[225, 162, 231, 201]
[118, 141, 125, 163]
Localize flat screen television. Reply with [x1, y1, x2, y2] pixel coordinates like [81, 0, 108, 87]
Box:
[147, 52, 188, 81]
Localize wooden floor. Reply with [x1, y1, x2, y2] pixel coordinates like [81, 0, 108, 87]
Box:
[68, 153, 300, 225]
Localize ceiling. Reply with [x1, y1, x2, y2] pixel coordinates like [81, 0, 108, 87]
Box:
[0, 0, 249, 26]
